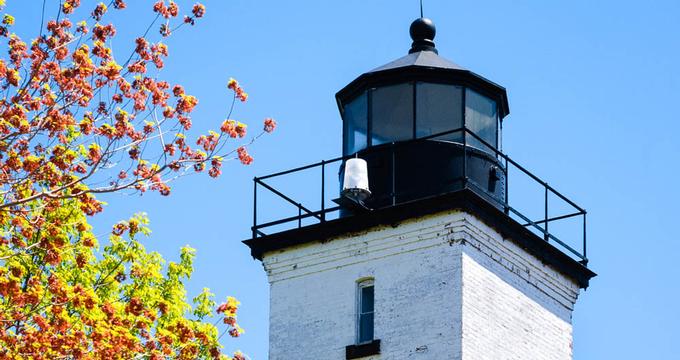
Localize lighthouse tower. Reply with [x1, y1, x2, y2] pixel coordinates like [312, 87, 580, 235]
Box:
[245, 18, 595, 360]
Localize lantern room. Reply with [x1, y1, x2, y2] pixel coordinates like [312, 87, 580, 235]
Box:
[336, 17, 510, 211]
[246, 16, 590, 270]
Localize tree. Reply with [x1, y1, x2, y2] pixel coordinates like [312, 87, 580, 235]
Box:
[0, 0, 275, 358]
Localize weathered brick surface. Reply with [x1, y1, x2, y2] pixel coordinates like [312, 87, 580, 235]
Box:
[262, 211, 581, 359]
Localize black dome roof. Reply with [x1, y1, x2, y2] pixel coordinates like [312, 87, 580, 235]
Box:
[370, 50, 466, 73]
[336, 18, 510, 120]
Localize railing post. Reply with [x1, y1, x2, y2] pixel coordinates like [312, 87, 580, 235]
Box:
[462, 90, 468, 189]
[391, 143, 396, 206]
[321, 160, 326, 222]
[544, 186, 549, 241]
[462, 127, 468, 188]
[583, 212, 587, 262]
[253, 177, 258, 239]
[504, 157, 509, 214]
[298, 204, 302, 228]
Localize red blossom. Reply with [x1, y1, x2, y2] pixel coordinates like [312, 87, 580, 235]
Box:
[6, 69, 19, 86]
[128, 147, 140, 160]
[263, 117, 277, 133]
[113, 0, 127, 9]
[152, 43, 169, 57]
[176, 94, 198, 114]
[178, 115, 192, 130]
[227, 78, 248, 102]
[209, 157, 222, 178]
[227, 78, 238, 90]
[63, 0, 81, 14]
[135, 37, 150, 60]
[0, 59, 7, 78]
[73, 163, 87, 174]
[153, 1, 166, 15]
[143, 122, 155, 135]
[168, 2, 179, 17]
[164, 144, 176, 156]
[92, 23, 116, 42]
[196, 133, 219, 152]
[8, 35, 28, 67]
[3, 15, 14, 27]
[172, 85, 184, 96]
[159, 24, 171, 37]
[76, 20, 89, 34]
[220, 120, 236, 138]
[235, 122, 247, 137]
[118, 78, 132, 94]
[162, 106, 175, 118]
[112, 222, 128, 236]
[88, 145, 101, 163]
[237, 146, 253, 165]
[92, 41, 111, 59]
[127, 60, 147, 74]
[92, 2, 108, 21]
[126, 297, 144, 316]
[96, 102, 108, 115]
[192, 3, 206, 18]
[97, 61, 122, 81]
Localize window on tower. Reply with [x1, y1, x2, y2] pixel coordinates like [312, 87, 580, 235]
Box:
[343, 92, 368, 155]
[346, 279, 380, 359]
[357, 279, 375, 344]
[371, 83, 413, 146]
[416, 82, 464, 142]
[465, 88, 498, 154]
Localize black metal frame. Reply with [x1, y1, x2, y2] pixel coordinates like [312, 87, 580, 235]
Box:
[342, 83, 499, 157]
[337, 65, 510, 120]
[252, 127, 588, 266]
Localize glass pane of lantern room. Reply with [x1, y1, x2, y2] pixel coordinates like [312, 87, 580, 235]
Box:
[465, 89, 498, 153]
[371, 83, 414, 146]
[343, 93, 368, 155]
[416, 82, 463, 142]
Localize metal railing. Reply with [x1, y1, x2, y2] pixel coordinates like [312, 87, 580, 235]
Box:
[251, 127, 588, 266]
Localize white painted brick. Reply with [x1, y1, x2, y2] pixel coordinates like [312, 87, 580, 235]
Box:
[262, 210, 582, 359]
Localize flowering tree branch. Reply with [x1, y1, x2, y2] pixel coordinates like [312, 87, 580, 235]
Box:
[0, 1, 275, 359]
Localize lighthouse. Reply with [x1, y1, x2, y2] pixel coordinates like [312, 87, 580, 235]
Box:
[245, 17, 595, 360]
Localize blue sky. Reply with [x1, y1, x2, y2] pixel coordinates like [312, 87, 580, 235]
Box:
[7, 1, 680, 358]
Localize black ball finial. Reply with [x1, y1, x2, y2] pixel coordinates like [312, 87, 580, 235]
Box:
[409, 17, 437, 54]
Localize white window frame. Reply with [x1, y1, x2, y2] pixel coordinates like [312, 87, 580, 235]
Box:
[356, 278, 375, 344]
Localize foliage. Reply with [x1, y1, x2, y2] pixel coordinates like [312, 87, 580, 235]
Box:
[0, 0, 276, 358]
